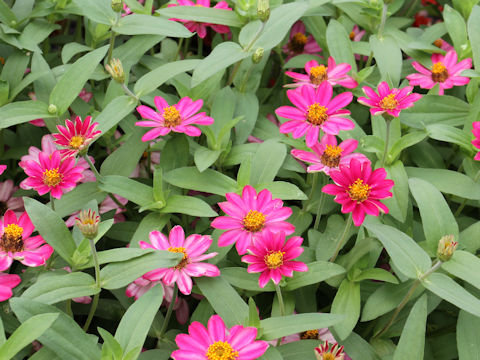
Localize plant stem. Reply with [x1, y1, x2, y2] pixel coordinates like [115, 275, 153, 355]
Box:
[159, 283, 178, 338]
[49, 193, 55, 211]
[121, 83, 139, 100]
[274, 283, 286, 346]
[66, 299, 73, 318]
[378, 4, 388, 39]
[174, 38, 184, 60]
[380, 118, 391, 167]
[365, 52, 374, 68]
[197, 37, 203, 57]
[329, 214, 353, 262]
[314, 190, 326, 230]
[107, 13, 121, 64]
[83, 238, 102, 331]
[226, 61, 242, 86]
[303, 172, 318, 212]
[454, 169, 480, 217]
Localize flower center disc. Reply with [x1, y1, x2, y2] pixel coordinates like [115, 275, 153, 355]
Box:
[288, 32, 308, 53]
[322, 354, 336, 360]
[307, 103, 328, 126]
[167, 246, 189, 269]
[163, 106, 182, 128]
[349, 31, 355, 40]
[206, 341, 239, 360]
[301, 329, 319, 339]
[379, 94, 398, 110]
[43, 168, 63, 187]
[264, 251, 285, 269]
[433, 39, 443, 48]
[1, 224, 24, 253]
[242, 210, 266, 232]
[309, 65, 328, 85]
[321, 145, 343, 168]
[69, 135, 85, 149]
[431, 62, 449, 82]
[348, 179, 370, 202]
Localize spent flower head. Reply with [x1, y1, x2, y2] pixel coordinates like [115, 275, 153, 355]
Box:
[437, 235, 458, 262]
[105, 58, 125, 84]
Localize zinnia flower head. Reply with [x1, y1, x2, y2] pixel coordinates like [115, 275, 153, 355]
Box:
[168, 0, 232, 38]
[349, 25, 365, 42]
[0, 273, 21, 302]
[285, 58, 357, 89]
[314, 341, 345, 360]
[322, 159, 394, 226]
[172, 315, 269, 360]
[282, 20, 321, 59]
[291, 134, 370, 175]
[406, 50, 472, 95]
[20, 150, 84, 199]
[276, 82, 354, 147]
[75, 209, 100, 239]
[472, 122, 480, 160]
[139, 226, 220, 295]
[53, 116, 101, 157]
[0, 210, 53, 271]
[433, 38, 454, 52]
[357, 82, 422, 117]
[136, 96, 214, 141]
[211, 185, 295, 255]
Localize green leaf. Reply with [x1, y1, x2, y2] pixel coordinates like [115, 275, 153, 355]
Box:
[47, 182, 105, 218]
[157, 6, 243, 27]
[24, 198, 76, 265]
[113, 14, 193, 37]
[326, 19, 356, 72]
[277, 340, 318, 360]
[222, 267, 275, 292]
[161, 195, 217, 217]
[71, 0, 116, 25]
[194, 146, 222, 172]
[388, 131, 427, 163]
[0, 313, 58, 360]
[98, 328, 123, 360]
[426, 124, 473, 151]
[49, 45, 108, 115]
[331, 279, 360, 340]
[383, 160, 408, 222]
[259, 313, 344, 341]
[370, 34, 402, 86]
[393, 294, 427, 360]
[353, 268, 398, 284]
[78, 248, 158, 269]
[95, 96, 138, 136]
[444, 4, 468, 55]
[259, 347, 283, 360]
[341, 332, 380, 360]
[0, 0, 17, 25]
[283, 261, 346, 291]
[255, 181, 307, 201]
[408, 178, 459, 251]
[442, 250, 480, 291]
[250, 140, 286, 185]
[468, 6, 480, 70]
[164, 167, 237, 196]
[234, 92, 259, 144]
[115, 285, 164, 359]
[209, 86, 236, 142]
[0, 100, 54, 129]
[21, 272, 99, 305]
[364, 222, 431, 279]
[99, 175, 154, 207]
[61, 43, 92, 64]
[100, 251, 182, 290]
[457, 310, 480, 360]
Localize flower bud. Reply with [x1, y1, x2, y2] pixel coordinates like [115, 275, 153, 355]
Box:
[437, 235, 458, 262]
[105, 58, 125, 84]
[75, 209, 100, 240]
[111, 0, 123, 12]
[48, 104, 58, 114]
[257, 0, 270, 22]
[252, 47, 264, 64]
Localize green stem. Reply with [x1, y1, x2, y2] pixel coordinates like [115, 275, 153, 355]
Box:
[50, 193, 55, 211]
[83, 238, 102, 331]
[454, 169, 480, 216]
[380, 118, 391, 167]
[174, 38, 184, 61]
[226, 61, 242, 87]
[66, 299, 73, 318]
[329, 214, 353, 262]
[314, 190, 326, 230]
[159, 283, 178, 338]
[121, 83, 139, 100]
[303, 173, 318, 212]
[197, 37, 203, 57]
[377, 4, 388, 39]
[365, 51, 374, 68]
[274, 283, 286, 346]
[107, 13, 121, 64]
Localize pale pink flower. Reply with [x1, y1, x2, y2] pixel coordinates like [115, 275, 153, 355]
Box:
[78, 89, 93, 103]
[314, 341, 345, 360]
[53, 116, 101, 157]
[472, 122, 480, 161]
[0, 273, 21, 301]
[126, 276, 161, 300]
[0, 180, 24, 218]
[65, 195, 128, 227]
[282, 21, 321, 59]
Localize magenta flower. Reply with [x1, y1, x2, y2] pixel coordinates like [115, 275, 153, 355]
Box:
[358, 82, 422, 117]
[172, 315, 269, 360]
[211, 185, 295, 255]
[0, 210, 54, 271]
[139, 226, 220, 295]
[291, 134, 369, 175]
[241, 230, 308, 288]
[0, 165, 5, 175]
[0, 273, 21, 302]
[53, 116, 101, 157]
[472, 122, 480, 160]
[168, 0, 232, 38]
[322, 159, 394, 226]
[136, 96, 214, 141]
[433, 38, 454, 52]
[285, 58, 357, 89]
[20, 150, 84, 199]
[314, 341, 346, 360]
[406, 50, 472, 95]
[0, 180, 24, 218]
[276, 82, 354, 147]
[282, 21, 321, 59]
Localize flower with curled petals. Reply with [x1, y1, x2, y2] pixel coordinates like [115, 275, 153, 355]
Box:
[322, 159, 394, 226]
[172, 315, 269, 360]
[211, 185, 295, 255]
[136, 96, 214, 141]
[0, 273, 21, 302]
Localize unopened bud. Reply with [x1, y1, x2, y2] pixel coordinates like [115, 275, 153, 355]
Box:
[257, 0, 270, 22]
[105, 58, 125, 84]
[75, 209, 100, 240]
[252, 47, 264, 64]
[437, 235, 458, 262]
[111, 0, 123, 12]
[47, 104, 57, 114]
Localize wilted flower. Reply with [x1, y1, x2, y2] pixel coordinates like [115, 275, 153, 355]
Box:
[105, 58, 125, 84]
[53, 116, 101, 157]
[437, 235, 458, 262]
[314, 341, 345, 360]
[75, 209, 100, 239]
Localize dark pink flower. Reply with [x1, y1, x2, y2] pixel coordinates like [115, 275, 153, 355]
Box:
[276, 82, 354, 147]
[0, 273, 21, 301]
[472, 122, 480, 160]
[358, 82, 422, 117]
[282, 21, 321, 59]
[172, 315, 269, 360]
[0, 165, 5, 175]
[322, 159, 394, 226]
[53, 116, 101, 157]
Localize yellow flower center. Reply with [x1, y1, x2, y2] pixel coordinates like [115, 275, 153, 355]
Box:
[264, 251, 285, 269]
[242, 210, 266, 232]
[43, 168, 63, 187]
[379, 94, 398, 110]
[163, 106, 182, 128]
[348, 179, 370, 202]
[431, 62, 449, 82]
[349, 31, 355, 40]
[168, 246, 189, 269]
[323, 354, 336, 360]
[309, 65, 328, 85]
[288, 32, 308, 53]
[306, 103, 328, 126]
[1, 224, 24, 253]
[433, 39, 443, 48]
[205, 341, 239, 360]
[69, 135, 85, 149]
[321, 145, 343, 168]
[301, 329, 319, 339]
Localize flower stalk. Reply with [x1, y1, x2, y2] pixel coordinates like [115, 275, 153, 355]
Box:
[330, 213, 353, 262]
[159, 283, 178, 338]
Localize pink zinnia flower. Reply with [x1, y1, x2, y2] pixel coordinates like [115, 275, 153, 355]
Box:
[78, 88, 93, 103]
[285, 58, 357, 89]
[314, 341, 345, 360]
[357, 82, 422, 117]
[211, 185, 295, 255]
[136, 96, 214, 141]
[282, 21, 321, 59]
[322, 159, 394, 226]
[168, 0, 232, 38]
[139, 226, 220, 295]
[0, 180, 24, 218]
[276, 82, 354, 147]
[349, 25, 365, 42]
[53, 116, 101, 157]
[0, 210, 54, 271]
[241, 230, 308, 288]
[291, 134, 369, 175]
[172, 315, 269, 360]
[472, 122, 480, 160]
[0, 165, 5, 175]
[20, 150, 84, 199]
[406, 50, 472, 95]
[0, 273, 21, 301]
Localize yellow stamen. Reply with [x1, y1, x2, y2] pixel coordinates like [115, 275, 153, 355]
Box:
[431, 62, 449, 82]
[1, 224, 24, 253]
[206, 341, 239, 360]
[264, 251, 285, 269]
[348, 179, 370, 202]
[321, 145, 343, 168]
[242, 210, 266, 232]
[168, 246, 189, 269]
[69, 135, 84, 149]
[288, 32, 308, 53]
[379, 94, 398, 110]
[323, 354, 336, 360]
[43, 168, 63, 187]
[309, 65, 328, 85]
[163, 106, 182, 128]
[301, 329, 319, 339]
[306, 103, 328, 126]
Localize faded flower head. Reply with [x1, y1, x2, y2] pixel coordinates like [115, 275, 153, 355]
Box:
[437, 235, 458, 262]
[105, 58, 125, 84]
[75, 209, 100, 239]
